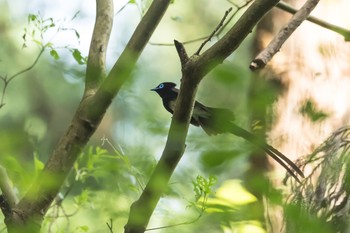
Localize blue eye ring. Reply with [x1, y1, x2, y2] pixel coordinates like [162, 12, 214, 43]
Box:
[158, 84, 164, 89]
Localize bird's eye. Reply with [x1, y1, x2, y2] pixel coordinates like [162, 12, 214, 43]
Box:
[158, 84, 164, 89]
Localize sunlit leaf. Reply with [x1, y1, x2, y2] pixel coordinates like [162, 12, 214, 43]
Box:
[33, 152, 44, 173]
[50, 49, 60, 60]
[28, 14, 37, 23]
[72, 49, 87, 65]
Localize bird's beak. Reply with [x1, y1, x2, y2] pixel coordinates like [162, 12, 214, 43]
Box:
[150, 87, 157, 91]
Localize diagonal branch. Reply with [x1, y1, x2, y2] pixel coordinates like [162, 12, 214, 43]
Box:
[0, 47, 45, 109]
[85, 0, 172, 121]
[194, 0, 280, 78]
[276, 1, 350, 41]
[250, 0, 321, 70]
[8, 0, 171, 231]
[194, 7, 232, 56]
[124, 1, 280, 233]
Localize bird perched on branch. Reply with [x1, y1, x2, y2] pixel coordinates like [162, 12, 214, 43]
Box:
[151, 82, 304, 182]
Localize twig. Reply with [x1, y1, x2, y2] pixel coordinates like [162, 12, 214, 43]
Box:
[218, 0, 254, 36]
[8, 46, 46, 83]
[276, 1, 350, 41]
[0, 47, 45, 108]
[145, 193, 207, 231]
[145, 211, 203, 231]
[195, 7, 232, 55]
[115, 1, 130, 15]
[106, 219, 113, 233]
[149, 1, 253, 47]
[101, 136, 145, 191]
[250, 0, 321, 71]
[149, 36, 208, 46]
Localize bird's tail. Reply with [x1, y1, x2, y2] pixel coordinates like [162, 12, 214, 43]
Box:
[230, 124, 304, 183]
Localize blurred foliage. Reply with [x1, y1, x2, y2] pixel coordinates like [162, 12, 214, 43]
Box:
[299, 99, 329, 122]
[287, 126, 350, 233]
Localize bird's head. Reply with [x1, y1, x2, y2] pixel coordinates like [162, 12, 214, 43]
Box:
[151, 82, 177, 98]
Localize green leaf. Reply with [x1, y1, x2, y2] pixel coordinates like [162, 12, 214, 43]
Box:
[74, 189, 90, 206]
[33, 152, 44, 173]
[49, 49, 60, 60]
[72, 49, 86, 65]
[192, 175, 217, 202]
[32, 39, 42, 46]
[75, 226, 89, 232]
[28, 14, 37, 23]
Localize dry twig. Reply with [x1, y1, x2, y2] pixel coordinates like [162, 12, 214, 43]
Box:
[250, 0, 320, 70]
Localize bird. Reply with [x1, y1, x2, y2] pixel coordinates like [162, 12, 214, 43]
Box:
[151, 82, 304, 182]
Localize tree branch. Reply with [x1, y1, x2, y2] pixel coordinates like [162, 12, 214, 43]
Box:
[195, 0, 280, 78]
[250, 0, 320, 70]
[124, 1, 280, 233]
[84, 0, 113, 96]
[194, 7, 232, 56]
[276, 1, 350, 41]
[0, 47, 45, 109]
[6, 0, 171, 231]
[174, 40, 189, 67]
[124, 40, 199, 233]
[85, 0, 172, 122]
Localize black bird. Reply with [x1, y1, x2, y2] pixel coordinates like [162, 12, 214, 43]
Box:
[151, 82, 304, 182]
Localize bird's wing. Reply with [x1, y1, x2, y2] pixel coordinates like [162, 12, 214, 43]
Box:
[190, 101, 210, 126]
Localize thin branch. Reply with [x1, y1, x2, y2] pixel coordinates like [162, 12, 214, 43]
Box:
[195, 0, 280, 78]
[116, 1, 130, 15]
[8, 47, 45, 83]
[145, 195, 207, 231]
[0, 165, 18, 212]
[276, 1, 350, 41]
[106, 219, 114, 233]
[0, 47, 45, 108]
[145, 211, 203, 231]
[84, 0, 113, 96]
[250, 0, 321, 71]
[216, 0, 254, 37]
[195, 7, 232, 55]
[149, 0, 253, 47]
[89, 0, 172, 120]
